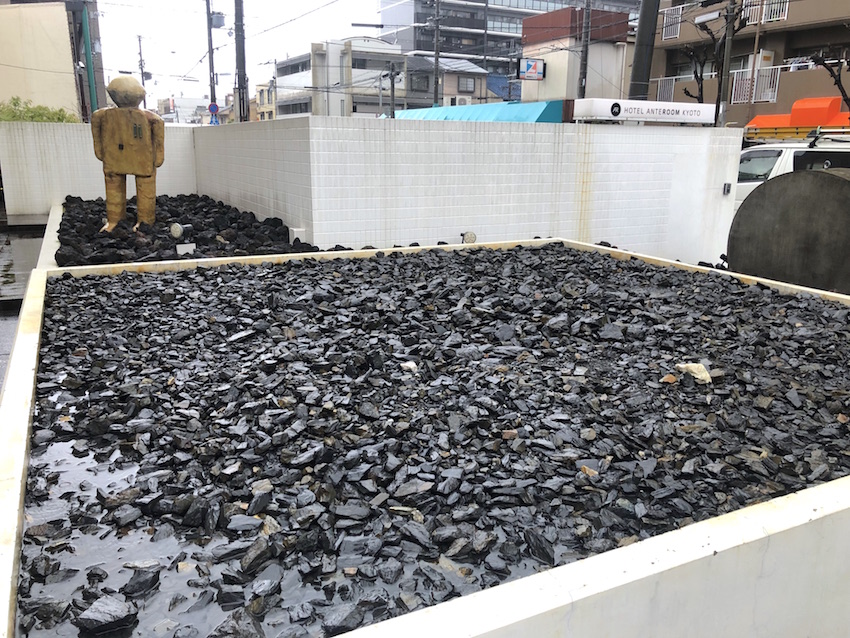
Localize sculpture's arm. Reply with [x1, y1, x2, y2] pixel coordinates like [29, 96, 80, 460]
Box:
[149, 114, 165, 168]
[91, 109, 105, 161]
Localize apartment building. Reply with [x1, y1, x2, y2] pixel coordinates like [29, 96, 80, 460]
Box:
[256, 82, 274, 121]
[275, 38, 416, 117]
[651, 0, 850, 126]
[378, 0, 639, 77]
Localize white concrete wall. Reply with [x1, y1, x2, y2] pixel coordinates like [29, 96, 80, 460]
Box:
[0, 3, 80, 118]
[193, 118, 314, 239]
[0, 122, 196, 221]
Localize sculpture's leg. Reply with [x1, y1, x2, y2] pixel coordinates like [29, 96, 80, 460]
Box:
[134, 172, 156, 231]
[101, 172, 126, 233]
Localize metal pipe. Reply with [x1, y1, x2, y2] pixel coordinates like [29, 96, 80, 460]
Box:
[82, 5, 98, 116]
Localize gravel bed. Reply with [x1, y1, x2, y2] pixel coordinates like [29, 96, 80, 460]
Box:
[55, 195, 322, 267]
[19, 243, 850, 637]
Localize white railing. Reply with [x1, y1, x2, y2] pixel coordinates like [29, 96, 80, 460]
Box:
[742, 0, 789, 25]
[730, 65, 782, 104]
[652, 72, 718, 102]
[657, 77, 676, 102]
[661, 6, 684, 40]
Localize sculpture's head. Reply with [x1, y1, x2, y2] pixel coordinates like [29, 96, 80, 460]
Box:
[107, 76, 146, 108]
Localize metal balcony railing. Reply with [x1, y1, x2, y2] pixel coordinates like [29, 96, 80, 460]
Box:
[730, 65, 782, 104]
[742, 0, 789, 25]
[661, 6, 684, 40]
[652, 71, 717, 102]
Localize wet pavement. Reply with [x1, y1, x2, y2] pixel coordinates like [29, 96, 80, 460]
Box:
[0, 228, 43, 301]
[0, 303, 19, 393]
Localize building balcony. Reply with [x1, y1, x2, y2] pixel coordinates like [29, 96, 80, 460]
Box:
[651, 62, 846, 126]
[658, 0, 796, 47]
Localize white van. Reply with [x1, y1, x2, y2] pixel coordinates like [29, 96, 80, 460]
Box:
[736, 136, 850, 210]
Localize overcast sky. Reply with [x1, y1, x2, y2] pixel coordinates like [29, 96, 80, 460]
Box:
[97, 0, 381, 105]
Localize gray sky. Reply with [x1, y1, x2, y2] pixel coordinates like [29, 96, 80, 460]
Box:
[98, 0, 381, 105]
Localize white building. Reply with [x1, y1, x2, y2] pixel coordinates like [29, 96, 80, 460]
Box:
[520, 6, 634, 103]
[276, 38, 413, 118]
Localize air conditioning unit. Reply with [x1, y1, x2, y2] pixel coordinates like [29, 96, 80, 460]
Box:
[443, 96, 473, 107]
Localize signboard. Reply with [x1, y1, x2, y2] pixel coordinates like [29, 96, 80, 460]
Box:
[518, 58, 545, 81]
[573, 98, 715, 125]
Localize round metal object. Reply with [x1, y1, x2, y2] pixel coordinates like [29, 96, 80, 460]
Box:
[728, 168, 850, 294]
[462, 231, 477, 244]
[170, 223, 193, 239]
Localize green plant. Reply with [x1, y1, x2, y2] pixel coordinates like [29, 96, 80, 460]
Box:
[0, 96, 79, 123]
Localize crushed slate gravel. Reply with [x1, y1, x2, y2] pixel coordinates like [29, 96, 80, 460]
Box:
[55, 195, 323, 267]
[19, 243, 850, 636]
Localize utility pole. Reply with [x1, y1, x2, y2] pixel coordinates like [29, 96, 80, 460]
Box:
[628, 0, 661, 99]
[745, 0, 764, 123]
[205, 0, 217, 106]
[432, 0, 440, 107]
[137, 35, 147, 108]
[378, 65, 384, 116]
[235, 0, 249, 122]
[717, 0, 736, 127]
[578, 0, 592, 98]
[390, 62, 397, 118]
[482, 0, 488, 76]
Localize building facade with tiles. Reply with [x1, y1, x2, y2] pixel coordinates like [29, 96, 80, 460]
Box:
[651, 0, 850, 126]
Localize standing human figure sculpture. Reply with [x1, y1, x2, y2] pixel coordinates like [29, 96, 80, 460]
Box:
[91, 76, 165, 232]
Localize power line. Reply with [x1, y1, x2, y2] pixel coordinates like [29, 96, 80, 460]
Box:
[0, 61, 74, 75]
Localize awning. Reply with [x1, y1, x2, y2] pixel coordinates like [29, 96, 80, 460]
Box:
[394, 100, 564, 123]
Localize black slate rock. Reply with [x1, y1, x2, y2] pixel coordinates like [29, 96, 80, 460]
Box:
[22, 242, 850, 638]
[74, 595, 138, 634]
[207, 607, 265, 638]
[322, 603, 365, 637]
[55, 194, 321, 267]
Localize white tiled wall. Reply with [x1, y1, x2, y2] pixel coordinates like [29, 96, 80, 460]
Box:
[308, 118, 742, 264]
[193, 118, 313, 239]
[0, 122, 196, 218]
[2, 118, 741, 265]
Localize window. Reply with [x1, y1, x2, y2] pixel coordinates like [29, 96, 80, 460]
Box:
[352, 58, 367, 69]
[458, 76, 475, 93]
[487, 16, 522, 34]
[259, 90, 265, 106]
[793, 151, 850, 172]
[280, 60, 310, 76]
[410, 74, 429, 92]
[738, 149, 781, 182]
[278, 100, 311, 115]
